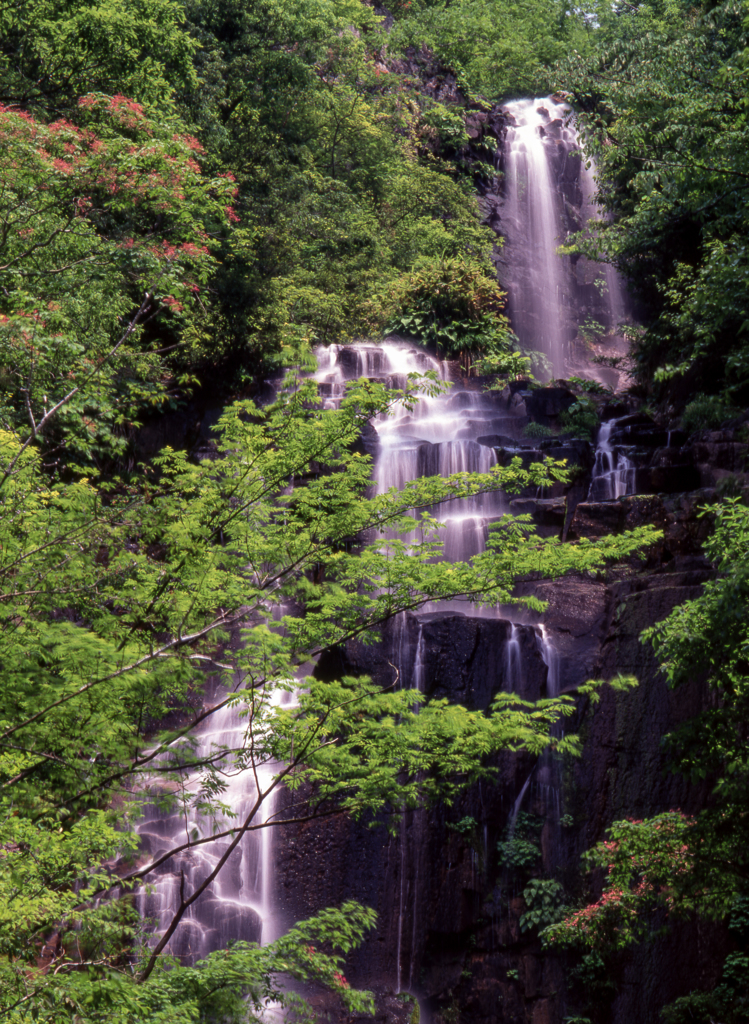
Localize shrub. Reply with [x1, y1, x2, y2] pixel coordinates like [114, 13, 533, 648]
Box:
[560, 396, 599, 439]
[568, 376, 611, 395]
[520, 878, 566, 932]
[498, 812, 542, 872]
[681, 393, 738, 434]
[386, 257, 513, 360]
[524, 421, 554, 439]
[474, 350, 533, 381]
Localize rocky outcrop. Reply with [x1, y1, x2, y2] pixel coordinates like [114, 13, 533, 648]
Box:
[273, 391, 749, 1024]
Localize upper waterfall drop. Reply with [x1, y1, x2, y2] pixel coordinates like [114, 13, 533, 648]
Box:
[500, 96, 573, 379]
[496, 95, 632, 385]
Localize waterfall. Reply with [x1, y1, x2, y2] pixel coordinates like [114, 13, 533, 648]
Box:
[504, 624, 522, 691]
[499, 97, 575, 378]
[588, 417, 636, 500]
[537, 624, 560, 698]
[396, 622, 428, 997]
[133, 93, 635, 1007]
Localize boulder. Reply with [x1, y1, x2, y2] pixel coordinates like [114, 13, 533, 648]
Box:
[634, 464, 701, 494]
[539, 438, 594, 470]
[567, 500, 626, 539]
[600, 400, 632, 420]
[610, 424, 669, 447]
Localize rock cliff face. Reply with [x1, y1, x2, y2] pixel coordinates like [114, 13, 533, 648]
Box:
[271, 397, 749, 1024]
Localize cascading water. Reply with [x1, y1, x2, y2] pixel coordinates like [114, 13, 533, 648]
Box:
[315, 338, 537, 995]
[588, 417, 636, 500]
[315, 339, 511, 567]
[504, 624, 522, 692]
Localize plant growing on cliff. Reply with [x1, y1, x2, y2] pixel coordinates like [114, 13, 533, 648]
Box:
[498, 812, 542, 874]
[559, 396, 599, 440]
[520, 878, 566, 933]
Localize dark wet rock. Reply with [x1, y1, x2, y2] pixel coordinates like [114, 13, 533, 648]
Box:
[336, 346, 363, 378]
[524, 387, 576, 424]
[600, 399, 633, 420]
[561, 560, 723, 1024]
[318, 612, 548, 707]
[634, 462, 701, 494]
[567, 500, 627, 539]
[538, 438, 594, 470]
[476, 433, 521, 449]
[568, 490, 718, 558]
[683, 433, 749, 486]
[667, 428, 688, 447]
[281, 470, 726, 1024]
[280, 609, 561, 1000]
[509, 497, 566, 532]
[610, 424, 668, 447]
[494, 447, 543, 470]
[351, 418, 380, 459]
[507, 378, 536, 394]
[489, 414, 529, 434]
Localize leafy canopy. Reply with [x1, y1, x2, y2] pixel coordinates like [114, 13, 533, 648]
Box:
[0, 365, 656, 1021]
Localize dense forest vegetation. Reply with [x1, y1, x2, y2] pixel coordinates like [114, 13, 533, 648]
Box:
[1, 0, 748, 1021]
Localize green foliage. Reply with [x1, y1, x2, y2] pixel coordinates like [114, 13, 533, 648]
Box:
[498, 812, 541, 872]
[567, 376, 611, 395]
[662, 946, 749, 1024]
[421, 103, 470, 148]
[475, 350, 534, 383]
[559, 396, 599, 440]
[558, 0, 749, 405]
[0, 364, 657, 1020]
[448, 815, 478, 835]
[520, 878, 566, 933]
[681, 394, 738, 434]
[543, 811, 703, 951]
[386, 257, 512, 360]
[0, 0, 197, 116]
[167, 0, 499, 373]
[0, 99, 234, 469]
[0, 0, 499, 395]
[388, 0, 596, 100]
[524, 421, 554, 439]
[521, 346, 554, 382]
[1, 902, 378, 1023]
